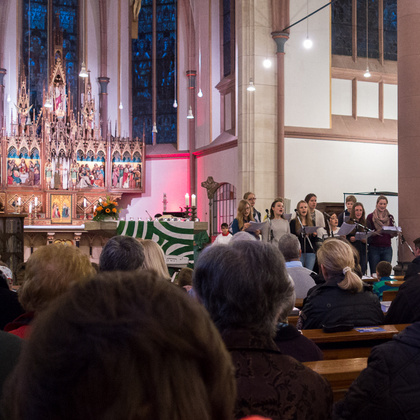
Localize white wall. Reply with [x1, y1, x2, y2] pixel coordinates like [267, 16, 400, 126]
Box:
[332, 78, 352, 116]
[384, 83, 397, 120]
[284, 137, 398, 208]
[285, 0, 331, 128]
[120, 158, 189, 220]
[357, 81, 379, 118]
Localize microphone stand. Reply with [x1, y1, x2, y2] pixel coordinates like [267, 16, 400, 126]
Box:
[351, 219, 373, 276]
[296, 212, 314, 267]
[266, 210, 274, 244]
[390, 215, 415, 257]
[323, 212, 332, 238]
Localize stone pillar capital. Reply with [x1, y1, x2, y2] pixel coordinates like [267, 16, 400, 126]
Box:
[97, 77, 110, 94]
[0, 68, 6, 86]
[271, 32, 289, 53]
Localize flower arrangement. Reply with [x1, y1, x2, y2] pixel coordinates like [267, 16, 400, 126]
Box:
[93, 196, 119, 221]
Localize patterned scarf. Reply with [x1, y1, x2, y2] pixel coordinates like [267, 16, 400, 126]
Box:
[372, 208, 390, 232]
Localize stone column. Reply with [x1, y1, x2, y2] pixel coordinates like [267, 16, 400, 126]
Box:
[186, 70, 197, 196]
[398, 1, 420, 262]
[98, 77, 110, 139]
[0, 68, 5, 134]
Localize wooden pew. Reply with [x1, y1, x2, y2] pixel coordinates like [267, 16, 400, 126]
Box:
[303, 357, 367, 402]
[301, 324, 409, 359]
[382, 290, 398, 301]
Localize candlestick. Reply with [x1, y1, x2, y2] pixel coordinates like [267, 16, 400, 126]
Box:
[191, 194, 196, 207]
[185, 193, 189, 207]
[17, 197, 21, 206]
[83, 198, 87, 208]
[29, 203, 32, 214]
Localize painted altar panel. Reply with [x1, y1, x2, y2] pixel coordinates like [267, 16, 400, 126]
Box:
[7, 144, 41, 187]
[49, 193, 72, 224]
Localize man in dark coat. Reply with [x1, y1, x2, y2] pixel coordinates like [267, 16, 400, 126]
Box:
[404, 237, 420, 279]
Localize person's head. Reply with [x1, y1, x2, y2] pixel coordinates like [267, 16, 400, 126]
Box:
[345, 195, 357, 211]
[317, 239, 363, 293]
[278, 233, 301, 262]
[4, 270, 236, 420]
[220, 223, 229, 235]
[376, 195, 388, 212]
[305, 193, 317, 211]
[296, 200, 308, 217]
[176, 267, 194, 288]
[229, 231, 257, 243]
[138, 239, 170, 279]
[193, 241, 292, 337]
[414, 237, 420, 257]
[270, 198, 285, 219]
[19, 244, 96, 313]
[99, 236, 145, 272]
[329, 213, 338, 228]
[237, 199, 252, 220]
[350, 202, 366, 223]
[376, 261, 392, 280]
[243, 192, 256, 208]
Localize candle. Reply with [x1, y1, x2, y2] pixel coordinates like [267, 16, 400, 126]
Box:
[185, 193, 189, 207]
[83, 198, 87, 208]
[94, 205, 97, 213]
[99, 198, 102, 203]
[29, 203, 32, 214]
[17, 197, 21, 206]
[191, 194, 196, 207]
[35, 197, 38, 206]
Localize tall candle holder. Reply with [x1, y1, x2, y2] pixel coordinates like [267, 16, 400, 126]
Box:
[83, 206, 87, 220]
[184, 206, 197, 221]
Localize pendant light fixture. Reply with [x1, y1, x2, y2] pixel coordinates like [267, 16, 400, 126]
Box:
[303, 0, 313, 49]
[187, 106, 194, 119]
[79, 0, 88, 78]
[364, 0, 371, 78]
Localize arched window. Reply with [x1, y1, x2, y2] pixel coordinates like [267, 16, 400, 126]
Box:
[132, 0, 177, 144]
[22, 0, 79, 117]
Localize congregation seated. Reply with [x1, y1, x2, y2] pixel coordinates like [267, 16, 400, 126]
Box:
[299, 239, 384, 330]
[99, 235, 145, 272]
[193, 241, 333, 420]
[385, 272, 420, 324]
[333, 322, 420, 419]
[4, 244, 95, 338]
[278, 233, 317, 299]
[372, 261, 398, 300]
[137, 239, 170, 280]
[3, 270, 237, 420]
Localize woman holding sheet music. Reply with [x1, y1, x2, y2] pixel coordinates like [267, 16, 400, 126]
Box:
[319, 213, 340, 239]
[347, 202, 368, 275]
[231, 199, 260, 239]
[261, 198, 290, 245]
[366, 195, 394, 274]
[290, 200, 317, 270]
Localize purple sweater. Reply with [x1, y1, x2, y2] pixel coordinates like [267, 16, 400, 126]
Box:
[366, 213, 392, 248]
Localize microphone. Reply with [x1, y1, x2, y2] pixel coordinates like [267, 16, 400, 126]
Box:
[294, 209, 298, 213]
[265, 209, 270, 216]
[145, 210, 153, 219]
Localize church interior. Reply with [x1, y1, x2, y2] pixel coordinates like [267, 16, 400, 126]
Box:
[0, 0, 416, 266]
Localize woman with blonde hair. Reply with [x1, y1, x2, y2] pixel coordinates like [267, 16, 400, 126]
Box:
[231, 199, 259, 239]
[290, 200, 316, 270]
[299, 239, 384, 329]
[137, 239, 170, 280]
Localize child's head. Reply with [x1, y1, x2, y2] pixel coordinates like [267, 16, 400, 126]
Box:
[221, 223, 229, 234]
[376, 261, 392, 280]
[345, 195, 357, 211]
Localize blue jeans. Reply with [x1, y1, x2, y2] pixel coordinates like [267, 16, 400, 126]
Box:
[300, 253, 316, 271]
[368, 246, 392, 275]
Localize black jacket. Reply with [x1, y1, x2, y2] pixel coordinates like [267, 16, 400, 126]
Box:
[404, 256, 420, 280]
[385, 274, 420, 324]
[334, 323, 420, 420]
[299, 275, 384, 329]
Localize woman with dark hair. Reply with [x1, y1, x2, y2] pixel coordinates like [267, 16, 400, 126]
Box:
[366, 195, 395, 274]
[319, 212, 340, 239]
[347, 202, 368, 275]
[290, 200, 317, 270]
[261, 198, 290, 245]
[299, 239, 384, 330]
[3, 270, 236, 420]
[194, 241, 333, 420]
[231, 199, 259, 239]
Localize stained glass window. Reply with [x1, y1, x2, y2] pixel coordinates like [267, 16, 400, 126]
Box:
[22, 0, 79, 118]
[132, 0, 177, 144]
[383, 0, 397, 61]
[222, 0, 232, 77]
[357, 0, 379, 58]
[331, 0, 352, 56]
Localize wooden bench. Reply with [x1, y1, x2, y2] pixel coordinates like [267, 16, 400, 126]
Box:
[303, 357, 367, 402]
[382, 290, 398, 301]
[301, 324, 409, 359]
